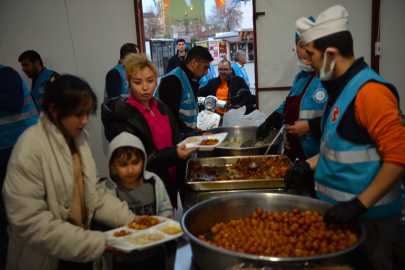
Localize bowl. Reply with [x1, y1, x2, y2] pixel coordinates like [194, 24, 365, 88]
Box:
[181, 193, 366, 269]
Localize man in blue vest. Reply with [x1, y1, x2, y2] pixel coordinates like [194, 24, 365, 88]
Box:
[256, 16, 327, 197]
[231, 50, 250, 88]
[198, 63, 216, 87]
[285, 6, 405, 269]
[156, 46, 213, 133]
[104, 43, 139, 101]
[0, 64, 39, 255]
[18, 50, 59, 112]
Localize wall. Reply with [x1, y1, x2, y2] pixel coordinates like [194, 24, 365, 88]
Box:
[380, 0, 405, 111]
[0, 0, 138, 177]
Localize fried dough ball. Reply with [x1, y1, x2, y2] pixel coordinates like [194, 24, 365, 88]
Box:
[113, 230, 132, 237]
[199, 208, 359, 257]
[127, 217, 161, 230]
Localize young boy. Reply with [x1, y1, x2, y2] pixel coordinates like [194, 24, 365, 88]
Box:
[101, 132, 173, 270]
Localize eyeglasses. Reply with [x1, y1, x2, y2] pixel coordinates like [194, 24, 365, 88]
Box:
[218, 68, 230, 72]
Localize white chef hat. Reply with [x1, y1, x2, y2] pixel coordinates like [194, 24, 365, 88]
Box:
[295, 5, 349, 44]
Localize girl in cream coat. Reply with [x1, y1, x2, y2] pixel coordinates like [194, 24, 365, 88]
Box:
[2, 75, 138, 270]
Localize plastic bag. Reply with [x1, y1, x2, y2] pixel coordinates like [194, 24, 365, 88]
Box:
[222, 106, 267, 127]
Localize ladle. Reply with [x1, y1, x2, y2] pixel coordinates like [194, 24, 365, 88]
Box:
[247, 124, 285, 170]
[240, 138, 259, 148]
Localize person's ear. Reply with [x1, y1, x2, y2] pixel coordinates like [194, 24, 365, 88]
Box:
[109, 163, 115, 170]
[325, 47, 337, 61]
[191, 59, 198, 68]
[34, 60, 40, 68]
[323, 48, 337, 74]
[48, 103, 59, 120]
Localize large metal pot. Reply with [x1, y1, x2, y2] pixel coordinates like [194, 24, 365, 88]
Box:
[182, 193, 366, 269]
[197, 126, 283, 157]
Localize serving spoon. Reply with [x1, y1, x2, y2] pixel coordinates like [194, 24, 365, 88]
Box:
[241, 122, 293, 148]
[240, 138, 259, 148]
[247, 124, 285, 170]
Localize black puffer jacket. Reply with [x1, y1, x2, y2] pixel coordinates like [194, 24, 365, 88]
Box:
[101, 97, 185, 199]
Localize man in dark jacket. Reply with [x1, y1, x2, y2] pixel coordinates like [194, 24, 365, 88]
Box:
[198, 60, 255, 115]
[156, 46, 213, 133]
[166, 39, 188, 74]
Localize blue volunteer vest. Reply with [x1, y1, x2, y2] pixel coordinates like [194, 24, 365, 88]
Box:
[231, 63, 250, 88]
[0, 64, 39, 154]
[32, 68, 55, 111]
[104, 64, 129, 101]
[315, 67, 403, 219]
[296, 71, 328, 158]
[155, 67, 198, 129]
[198, 64, 216, 86]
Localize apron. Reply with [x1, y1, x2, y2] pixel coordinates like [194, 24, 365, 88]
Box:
[282, 73, 316, 197]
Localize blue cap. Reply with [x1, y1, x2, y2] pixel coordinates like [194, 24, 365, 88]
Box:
[295, 16, 315, 40]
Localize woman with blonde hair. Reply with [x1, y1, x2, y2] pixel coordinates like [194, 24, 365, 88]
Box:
[101, 54, 197, 208]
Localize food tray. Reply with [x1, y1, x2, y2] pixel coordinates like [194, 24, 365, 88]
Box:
[178, 132, 228, 151]
[186, 155, 292, 191]
[105, 217, 183, 253]
[177, 135, 204, 149]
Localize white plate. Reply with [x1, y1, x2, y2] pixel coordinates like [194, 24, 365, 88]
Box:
[177, 132, 228, 151]
[194, 132, 228, 151]
[105, 217, 183, 253]
[177, 136, 203, 150]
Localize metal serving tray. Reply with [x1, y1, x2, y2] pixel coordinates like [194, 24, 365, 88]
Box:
[186, 155, 292, 191]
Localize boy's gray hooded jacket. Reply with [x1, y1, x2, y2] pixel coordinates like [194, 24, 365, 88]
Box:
[100, 132, 173, 217]
[100, 132, 173, 269]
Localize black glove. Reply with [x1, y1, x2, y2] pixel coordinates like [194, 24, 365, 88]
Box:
[256, 112, 283, 141]
[284, 161, 312, 192]
[323, 197, 368, 225]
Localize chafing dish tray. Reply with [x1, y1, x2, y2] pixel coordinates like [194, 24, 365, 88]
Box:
[186, 155, 292, 191]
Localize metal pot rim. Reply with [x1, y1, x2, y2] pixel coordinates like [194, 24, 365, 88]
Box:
[206, 126, 283, 150]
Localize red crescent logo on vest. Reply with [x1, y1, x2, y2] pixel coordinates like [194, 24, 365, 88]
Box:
[331, 106, 339, 123]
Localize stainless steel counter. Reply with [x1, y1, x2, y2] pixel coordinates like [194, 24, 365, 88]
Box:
[173, 235, 199, 270]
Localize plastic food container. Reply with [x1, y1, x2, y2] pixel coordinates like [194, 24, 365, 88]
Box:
[105, 217, 183, 252]
[178, 132, 228, 151]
